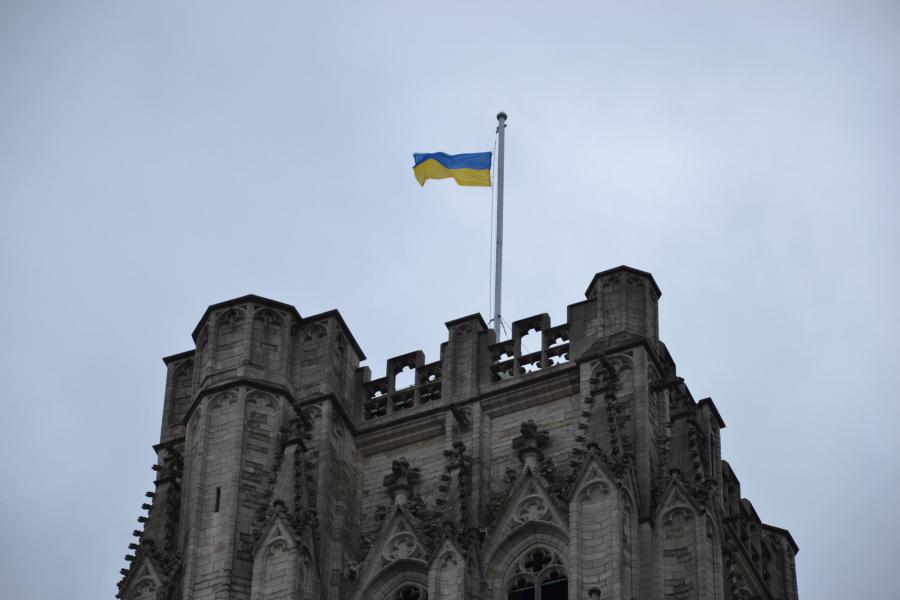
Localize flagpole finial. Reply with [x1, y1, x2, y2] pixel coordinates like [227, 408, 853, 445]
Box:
[497, 111, 507, 121]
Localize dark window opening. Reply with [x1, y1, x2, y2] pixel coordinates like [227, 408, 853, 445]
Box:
[508, 588, 535, 600]
[541, 578, 568, 600]
[214, 487, 221, 512]
[395, 585, 426, 600]
[507, 547, 567, 600]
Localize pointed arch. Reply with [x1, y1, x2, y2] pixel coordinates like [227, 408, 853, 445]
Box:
[128, 579, 158, 600]
[565, 455, 632, 598]
[588, 352, 635, 394]
[483, 519, 568, 600]
[121, 556, 164, 600]
[214, 307, 246, 369]
[250, 517, 314, 600]
[358, 558, 429, 600]
[653, 478, 703, 522]
[303, 322, 328, 343]
[251, 308, 284, 368]
[351, 507, 430, 600]
[570, 465, 617, 596]
[245, 389, 278, 410]
[655, 480, 705, 600]
[483, 466, 568, 565]
[427, 535, 468, 600]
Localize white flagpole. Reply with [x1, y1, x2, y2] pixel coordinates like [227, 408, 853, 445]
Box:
[493, 111, 507, 339]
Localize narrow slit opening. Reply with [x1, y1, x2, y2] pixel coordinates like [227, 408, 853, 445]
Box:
[214, 487, 221, 512]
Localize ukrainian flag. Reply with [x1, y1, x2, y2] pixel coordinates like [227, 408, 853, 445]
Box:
[413, 152, 492, 187]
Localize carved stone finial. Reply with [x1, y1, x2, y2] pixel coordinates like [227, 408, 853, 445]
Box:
[512, 420, 550, 466]
[450, 406, 471, 431]
[589, 353, 624, 396]
[346, 558, 360, 581]
[282, 416, 312, 448]
[383, 457, 420, 505]
[443, 441, 470, 470]
[460, 526, 483, 550]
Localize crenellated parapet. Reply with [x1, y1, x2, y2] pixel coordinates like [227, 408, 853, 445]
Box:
[119, 266, 798, 600]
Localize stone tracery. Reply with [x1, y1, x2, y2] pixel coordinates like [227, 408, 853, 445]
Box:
[505, 547, 568, 600]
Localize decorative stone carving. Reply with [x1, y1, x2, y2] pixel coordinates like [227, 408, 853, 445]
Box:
[130, 579, 157, 600]
[208, 390, 238, 410]
[440, 550, 458, 567]
[246, 390, 276, 409]
[419, 440, 473, 547]
[443, 441, 469, 471]
[281, 416, 311, 447]
[395, 585, 427, 600]
[383, 457, 421, 506]
[382, 532, 422, 562]
[266, 538, 288, 558]
[453, 323, 473, 337]
[303, 322, 327, 342]
[505, 547, 567, 597]
[332, 415, 344, 439]
[151, 448, 183, 484]
[589, 354, 620, 394]
[537, 457, 569, 506]
[303, 404, 322, 421]
[513, 495, 550, 524]
[450, 406, 470, 431]
[581, 480, 610, 501]
[116, 543, 182, 600]
[217, 307, 245, 328]
[486, 467, 519, 527]
[662, 506, 694, 527]
[346, 556, 361, 581]
[513, 420, 549, 466]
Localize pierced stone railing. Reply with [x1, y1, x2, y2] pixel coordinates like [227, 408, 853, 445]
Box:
[362, 361, 443, 421]
[489, 340, 516, 381]
[489, 317, 570, 382]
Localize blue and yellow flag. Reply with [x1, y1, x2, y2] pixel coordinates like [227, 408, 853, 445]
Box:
[413, 152, 492, 187]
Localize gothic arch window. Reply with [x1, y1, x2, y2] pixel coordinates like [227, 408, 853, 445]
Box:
[394, 584, 427, 600]
[506, 547, 568, 600]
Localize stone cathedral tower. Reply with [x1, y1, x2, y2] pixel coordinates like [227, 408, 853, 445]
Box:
[117, 266, 798, 600]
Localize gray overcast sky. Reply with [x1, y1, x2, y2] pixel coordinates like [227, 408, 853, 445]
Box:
[1, 1, 897, 598]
